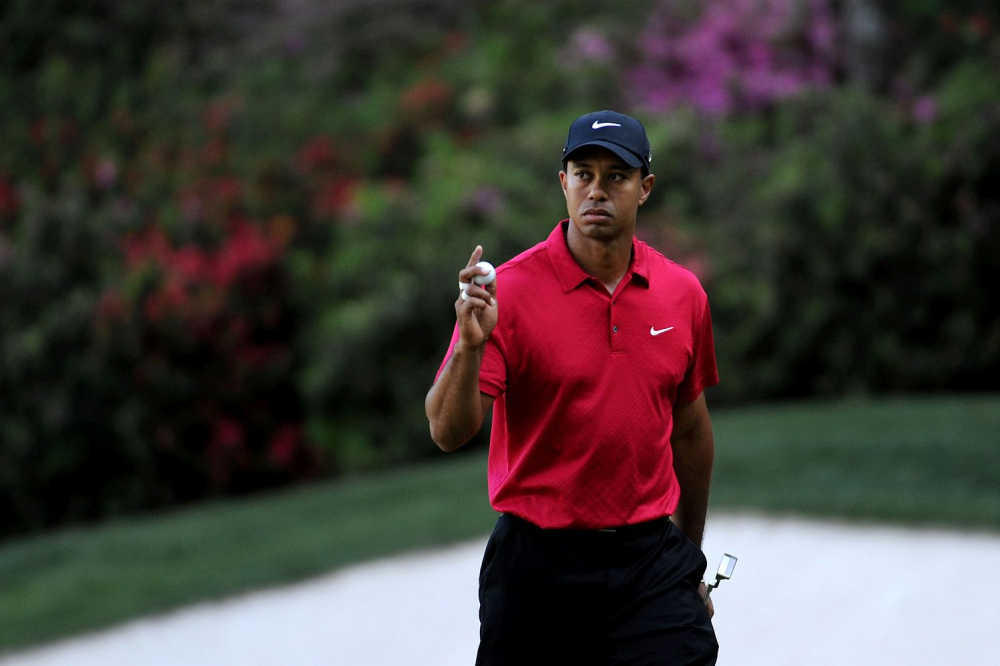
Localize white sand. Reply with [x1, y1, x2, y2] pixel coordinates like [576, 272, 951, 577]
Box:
[4, 514, 999, 666]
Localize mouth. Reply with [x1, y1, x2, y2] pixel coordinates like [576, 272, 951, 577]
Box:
[581, 208, 612, 223]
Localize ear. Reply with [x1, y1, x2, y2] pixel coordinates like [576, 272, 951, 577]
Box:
[638, 173, 655, 206]
[559, 170, 569, 200]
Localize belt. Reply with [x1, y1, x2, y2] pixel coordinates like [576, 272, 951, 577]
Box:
[591, 516, 672, 537]
[504, 513, 672, 538]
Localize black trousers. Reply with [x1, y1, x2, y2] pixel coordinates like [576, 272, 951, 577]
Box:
[476, 513, 718, 666]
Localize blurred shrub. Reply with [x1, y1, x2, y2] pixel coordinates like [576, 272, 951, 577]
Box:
[2, 0, 999, 538]
[876, 1, 999, 89]
[644, 59, 1000, 400]
[628, 0, 839, 114]
[0, 1, 634, 537]
[0, 0, 271, 83]
[0, 48, 321, 537]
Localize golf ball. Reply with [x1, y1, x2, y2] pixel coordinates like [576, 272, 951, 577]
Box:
[473, 261, 495, 286]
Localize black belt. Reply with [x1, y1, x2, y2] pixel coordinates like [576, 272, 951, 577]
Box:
[503, 513, 672, 538]
[591, 516, 672, 537]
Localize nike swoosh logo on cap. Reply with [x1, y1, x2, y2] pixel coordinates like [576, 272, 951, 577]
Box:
[592, 121, 621, 129]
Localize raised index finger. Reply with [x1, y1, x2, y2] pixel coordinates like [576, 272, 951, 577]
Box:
[466, 245, 483, 268]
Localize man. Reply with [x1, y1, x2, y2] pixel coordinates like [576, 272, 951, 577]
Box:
[425, 110, 719, 665]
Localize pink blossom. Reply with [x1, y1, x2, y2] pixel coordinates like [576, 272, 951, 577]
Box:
[568, 28, 615, 64]
[913, 96, 938, 125]
[93, 157, 118, 189]
[628, 0, 839, 115]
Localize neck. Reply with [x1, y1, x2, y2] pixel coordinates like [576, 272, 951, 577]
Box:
[565, 221, 634, 293]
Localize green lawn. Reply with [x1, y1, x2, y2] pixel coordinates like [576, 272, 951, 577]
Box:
[1, 394, 998, 654]
[711, 394, 1000, 528]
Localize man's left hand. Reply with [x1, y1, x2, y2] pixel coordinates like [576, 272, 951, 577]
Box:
[699, 582, 715, 619]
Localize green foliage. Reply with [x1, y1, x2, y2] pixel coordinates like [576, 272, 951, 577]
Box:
[651, 63, 1000, 399]
[2, 1, 999, 538]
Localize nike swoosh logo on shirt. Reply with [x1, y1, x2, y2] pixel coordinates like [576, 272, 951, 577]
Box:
[650, 326, 674, 336]
[592, 121, 621, 129]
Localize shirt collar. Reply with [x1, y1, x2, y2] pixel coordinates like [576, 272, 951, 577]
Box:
[546, 220, 650, 293]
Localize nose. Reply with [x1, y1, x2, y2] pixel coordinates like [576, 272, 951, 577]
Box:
[587, 178, 608, 201]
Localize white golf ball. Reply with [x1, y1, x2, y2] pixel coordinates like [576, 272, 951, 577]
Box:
[473, 261, 495, 286]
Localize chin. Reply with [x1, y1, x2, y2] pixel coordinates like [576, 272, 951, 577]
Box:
[574, 218, 624, 240]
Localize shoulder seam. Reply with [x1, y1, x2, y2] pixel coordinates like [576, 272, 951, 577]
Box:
[496, 242, 548, 274]
[641, 241, 704, 287]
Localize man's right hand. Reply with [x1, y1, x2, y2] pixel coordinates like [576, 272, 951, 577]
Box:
[456, 245, 498, 349]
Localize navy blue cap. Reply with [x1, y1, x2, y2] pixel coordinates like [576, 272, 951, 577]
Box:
[562, 110, 652, 172]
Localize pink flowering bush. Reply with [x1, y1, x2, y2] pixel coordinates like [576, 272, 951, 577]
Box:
[2, 0, 999, 539]
[628, 0, 838, 114]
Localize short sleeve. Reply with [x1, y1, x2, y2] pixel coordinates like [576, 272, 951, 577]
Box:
[675, 294, 719, 402]
[434, 323, 507, 397]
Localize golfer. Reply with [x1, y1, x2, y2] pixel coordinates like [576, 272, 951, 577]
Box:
[426, 110, 719, 665]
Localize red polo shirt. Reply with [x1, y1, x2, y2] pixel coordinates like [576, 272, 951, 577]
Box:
[436, 221, 718, 529]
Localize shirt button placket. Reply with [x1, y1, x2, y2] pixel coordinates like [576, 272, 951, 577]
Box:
[610, 303, 624, 353]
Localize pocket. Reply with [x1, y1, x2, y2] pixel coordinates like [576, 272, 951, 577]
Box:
[479, 514, 511, 581]
[668, 520, 709, 581]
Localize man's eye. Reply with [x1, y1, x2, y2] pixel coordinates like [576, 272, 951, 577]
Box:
[609, 173, 624, 181]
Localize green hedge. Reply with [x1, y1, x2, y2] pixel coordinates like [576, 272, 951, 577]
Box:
[658, 64, 1000, 399]
[2, 1, 999, 538]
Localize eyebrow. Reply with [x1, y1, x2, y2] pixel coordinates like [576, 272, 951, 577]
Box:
[570, 160, 633, 171]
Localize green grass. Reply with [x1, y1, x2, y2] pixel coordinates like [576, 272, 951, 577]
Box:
[710, 394, 1000, 528]
[0, 452, 496, 655]
[1, 394, 998, 654]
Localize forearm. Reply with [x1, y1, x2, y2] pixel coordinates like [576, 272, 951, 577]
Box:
[670, 426, 714, 547]
[425, 342, 488, 452]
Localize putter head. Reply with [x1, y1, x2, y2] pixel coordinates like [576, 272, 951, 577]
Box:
[716, 553, 737, 581]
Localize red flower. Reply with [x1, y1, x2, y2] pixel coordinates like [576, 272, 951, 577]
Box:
[171, 246, 208, 282]
[0, 175, 18, 216]
[211, 418, 245, 451]
[297, 135, 337, 172]
[209, 221, 280, 287]
[312, 177, 359, 218]
[401, 78, 452, 112]
[268, 424, 301, 468]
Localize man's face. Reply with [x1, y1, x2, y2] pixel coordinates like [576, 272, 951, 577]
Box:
[559, 146, 654, 242]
